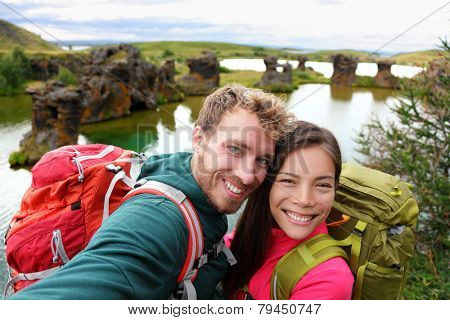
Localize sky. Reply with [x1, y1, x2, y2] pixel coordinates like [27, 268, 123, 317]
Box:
[1, 0, 448, 53]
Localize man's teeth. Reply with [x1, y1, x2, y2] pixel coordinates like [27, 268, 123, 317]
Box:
[285, 210, 314, 222]
[225, 181, 244, 194]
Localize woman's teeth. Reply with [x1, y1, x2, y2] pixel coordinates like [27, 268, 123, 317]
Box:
[285, 210, 314, 222]
[225, 181, 244, 194]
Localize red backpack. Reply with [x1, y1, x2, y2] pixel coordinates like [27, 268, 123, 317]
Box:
[3, 144, 234, 299]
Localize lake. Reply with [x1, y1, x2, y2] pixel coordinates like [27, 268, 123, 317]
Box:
[0, 59, 420, 292]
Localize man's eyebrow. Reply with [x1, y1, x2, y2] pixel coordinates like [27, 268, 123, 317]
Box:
[227, 140, 249, 150]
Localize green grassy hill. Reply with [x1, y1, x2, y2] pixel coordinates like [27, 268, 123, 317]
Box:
[391, 49, 446, 66]
[132, 41, 293, 61]
[0, 19, 61, 53]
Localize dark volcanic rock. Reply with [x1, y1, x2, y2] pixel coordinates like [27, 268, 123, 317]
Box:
[19, 81, 83, 164]
[331, 54, 358, 86]
[259, 56, 292, 87]
[29, 55, 85, 80]
[177, 51, 220, 95]
[156, 59, 184, 103]
[297, 55, 307, 71]
[15, 44, 185, 165]
[373, 60, 399, 89]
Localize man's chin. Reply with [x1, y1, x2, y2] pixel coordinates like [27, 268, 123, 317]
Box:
[211, 199, 244, 215]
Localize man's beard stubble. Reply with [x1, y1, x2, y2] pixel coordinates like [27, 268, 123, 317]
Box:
[195, 153, 244, 215]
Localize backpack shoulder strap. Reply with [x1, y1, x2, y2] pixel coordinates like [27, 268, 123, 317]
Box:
[123, 180, 204, 299]
[270, 233, 349, 300]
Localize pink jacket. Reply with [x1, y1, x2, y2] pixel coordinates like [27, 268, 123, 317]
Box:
[225, 222, 354, 300]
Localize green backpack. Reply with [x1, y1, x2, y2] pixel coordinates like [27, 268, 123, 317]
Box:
[270, 163, 419, 300]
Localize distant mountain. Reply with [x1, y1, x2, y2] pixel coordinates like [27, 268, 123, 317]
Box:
[0, 19, 61, 52]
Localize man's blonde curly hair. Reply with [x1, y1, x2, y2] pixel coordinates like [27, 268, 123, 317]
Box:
[196, 84, 294, 140]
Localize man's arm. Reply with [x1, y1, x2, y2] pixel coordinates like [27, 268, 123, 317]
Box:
[9, 194, 189, 299]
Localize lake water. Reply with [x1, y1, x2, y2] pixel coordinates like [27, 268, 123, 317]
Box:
[220, 58, 423, 78]
[0, 59, 415, 292]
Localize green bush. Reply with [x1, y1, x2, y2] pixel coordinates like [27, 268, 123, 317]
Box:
[355, 39, 449, 299]
[55, 67, 78, 86]
[0, 47, 31, 95]
[219, 66, 232, 73]
[9, 151, 27, 167]
[162, 49, 174, 58]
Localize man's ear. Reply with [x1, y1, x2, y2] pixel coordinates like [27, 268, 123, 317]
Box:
[192, 126, 205, 153]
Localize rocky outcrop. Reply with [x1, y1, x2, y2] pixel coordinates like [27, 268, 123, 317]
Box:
[29, 58, 59, 80]
[14, 44, 189, 165]
[156, 60, 184, 103]
[297, 55, 307, 71]
[82, 44, 158, 116]
[29, 55, 85, 80]
[177, 51, 220, 95]
[18, 81, 83, 165]
[259, 56, 292, 88]
[331, 54, 358, 86]
[373, 60, 399, 89]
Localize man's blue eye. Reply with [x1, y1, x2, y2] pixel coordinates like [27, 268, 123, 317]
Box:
[229, 146, 241, 154]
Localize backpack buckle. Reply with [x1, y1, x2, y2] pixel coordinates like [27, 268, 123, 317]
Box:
[105, 164, 123, 174]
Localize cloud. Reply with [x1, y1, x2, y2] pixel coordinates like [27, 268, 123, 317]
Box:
[1, 0, 447, 51]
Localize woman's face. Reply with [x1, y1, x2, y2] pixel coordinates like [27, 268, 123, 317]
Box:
[269, 145, 336, 240]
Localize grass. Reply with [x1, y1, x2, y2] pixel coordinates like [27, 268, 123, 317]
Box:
[292, 69, 330, 85]
[131, 41, 295, 61]
[403, 249, 449, 299]
[0, 19, 62, 54]
[391, 49, 447, 66]
[220, 70, 263, 87]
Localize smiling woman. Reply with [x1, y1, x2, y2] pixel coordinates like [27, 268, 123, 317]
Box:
[223, 120, 354, 300]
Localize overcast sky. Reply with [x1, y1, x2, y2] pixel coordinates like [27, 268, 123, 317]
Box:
[1, 0, 448, 53]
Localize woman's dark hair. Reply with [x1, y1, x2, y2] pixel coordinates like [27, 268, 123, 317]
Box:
[222, 120, 342, 298]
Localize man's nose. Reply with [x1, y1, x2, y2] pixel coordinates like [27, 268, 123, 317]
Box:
[235, 158, 256, 186]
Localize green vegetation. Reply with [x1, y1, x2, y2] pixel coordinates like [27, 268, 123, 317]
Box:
[132, 41, 294, 61]
[55, 67, 78, 86]
[220, 70, 262, 88]
[8, 151, 27, 167]
[0, 19, 61, 53]
[392, 49, 445, 66]
[305, 49, 373, 62]
[218, 66, 232, 73]
[355, 39, 449, 299]
[292, 69, 330, 85]
[0, 47, 31, 95]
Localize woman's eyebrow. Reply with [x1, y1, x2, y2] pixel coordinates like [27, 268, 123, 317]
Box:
[278, 172, 334, 180]
[278, 172, 299, 178]
[315, 175, 335, 180]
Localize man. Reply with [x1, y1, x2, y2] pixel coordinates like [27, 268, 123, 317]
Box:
[10, 84, 292, 299]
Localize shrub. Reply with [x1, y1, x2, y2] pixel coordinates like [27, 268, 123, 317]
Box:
[162, 49, 174, 58]
[355, 39, 449, 299]
[9, 151, 27, 167]
[0, 47, 31, 95]
[219, 66, 232, 73]
[55, 67, 78, 86]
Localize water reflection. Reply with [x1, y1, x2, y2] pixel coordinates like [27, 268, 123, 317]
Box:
[0, 95, 32, 125]
[330, 85, 355, 101]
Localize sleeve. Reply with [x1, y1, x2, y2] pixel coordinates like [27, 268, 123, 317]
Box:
[9, 194, 189, 300]
[289, 257, 354, 300]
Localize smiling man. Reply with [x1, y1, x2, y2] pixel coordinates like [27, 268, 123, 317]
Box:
[10, 84, 292, 300]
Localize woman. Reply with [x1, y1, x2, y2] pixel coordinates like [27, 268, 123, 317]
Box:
[223, 120, 354, 300]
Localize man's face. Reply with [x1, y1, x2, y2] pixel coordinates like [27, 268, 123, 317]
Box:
[193, 108, 275, 214]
